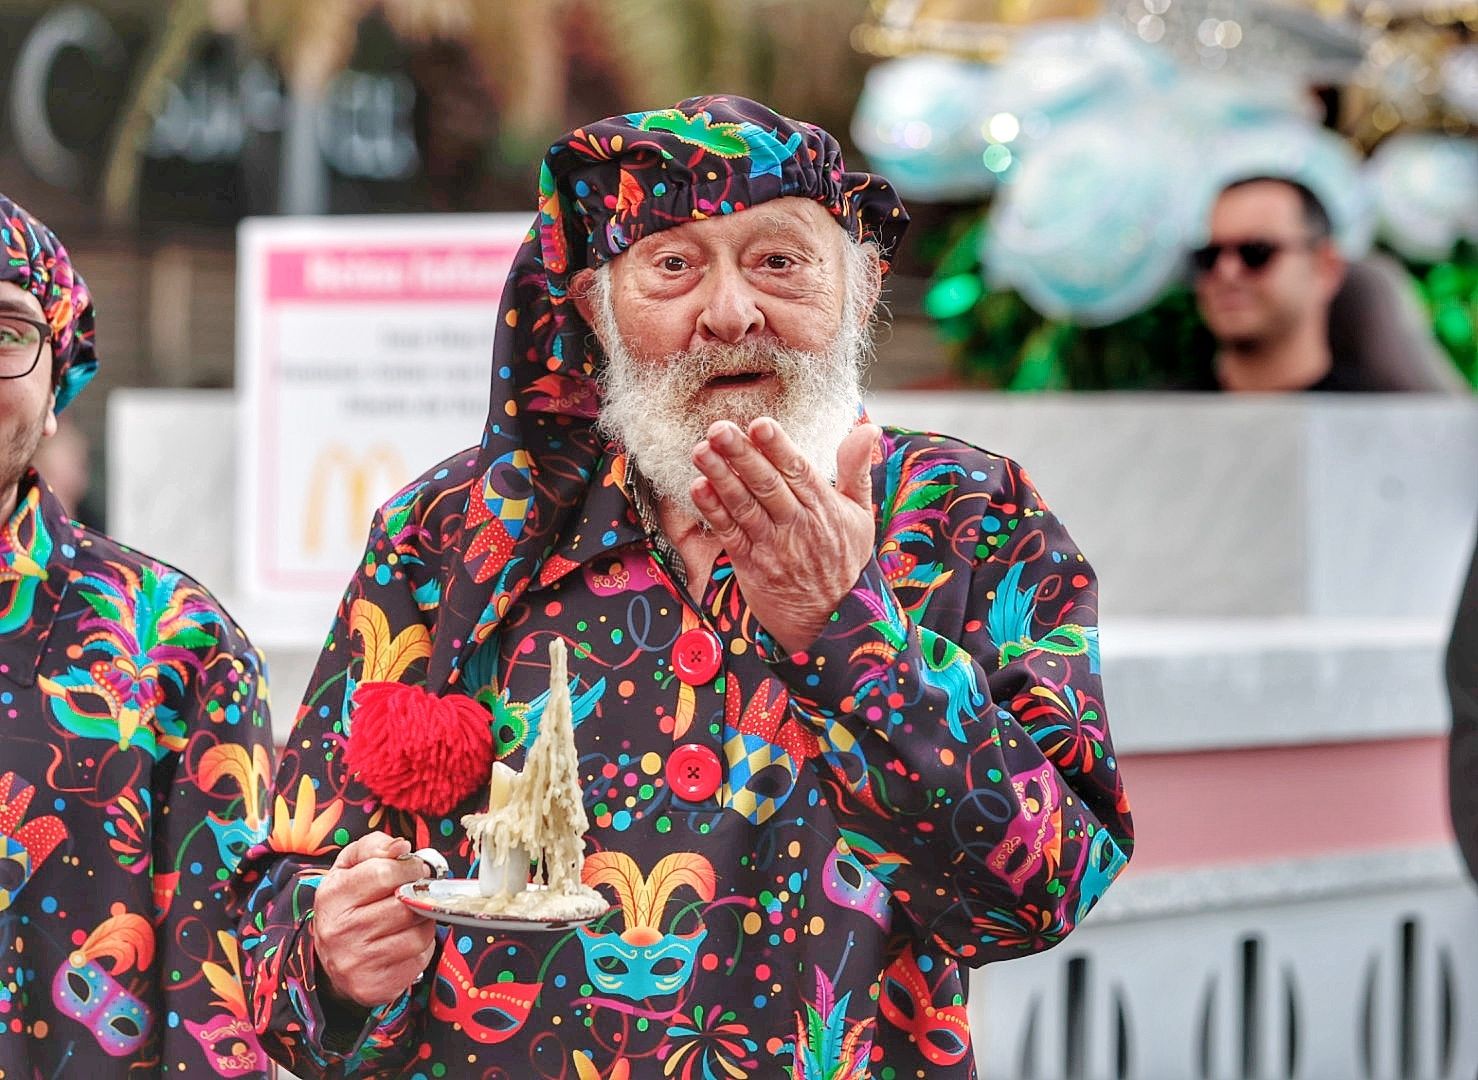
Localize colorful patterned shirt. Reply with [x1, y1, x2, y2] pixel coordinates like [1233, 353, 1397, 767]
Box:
[0, 470, 273, 1078]
[240, 430, 1132, 1079]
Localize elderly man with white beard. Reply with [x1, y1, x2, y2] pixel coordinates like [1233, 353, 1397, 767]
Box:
[239, 96, 1133, 1080]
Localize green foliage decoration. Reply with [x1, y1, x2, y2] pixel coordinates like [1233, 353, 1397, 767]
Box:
[922, 214, 1216, 391]
[1410, 244, 1478, 389]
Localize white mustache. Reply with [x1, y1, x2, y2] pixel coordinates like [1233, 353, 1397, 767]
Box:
[661, 342, 794, 382]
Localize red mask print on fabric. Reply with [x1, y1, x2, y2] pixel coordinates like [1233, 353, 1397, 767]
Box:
[429, 944, 542, 1044]
[878, 949, 970, 1066]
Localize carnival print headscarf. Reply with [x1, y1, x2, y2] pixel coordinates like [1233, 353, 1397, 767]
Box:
[0, 194, 98, 412]
[424, 95, 909, 690]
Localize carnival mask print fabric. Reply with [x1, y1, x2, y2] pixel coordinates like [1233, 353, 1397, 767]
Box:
[1, 474, 272, 1078]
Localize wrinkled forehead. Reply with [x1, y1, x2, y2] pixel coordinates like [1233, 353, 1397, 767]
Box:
[621, 197, 848, 259]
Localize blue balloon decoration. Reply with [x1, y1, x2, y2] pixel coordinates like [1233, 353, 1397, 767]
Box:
[983, 19, 1180, 128]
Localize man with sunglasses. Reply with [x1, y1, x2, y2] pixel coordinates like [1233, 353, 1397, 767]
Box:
[1190, 176, 1352, 391]
[0, 194, 272, 1077]
[1189, 176, 1466, 394]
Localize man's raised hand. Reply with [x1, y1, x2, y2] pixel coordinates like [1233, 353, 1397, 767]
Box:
[689, 416, 878, 655]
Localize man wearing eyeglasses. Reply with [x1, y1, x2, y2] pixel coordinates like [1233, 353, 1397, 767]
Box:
[0, 194, 272, 1077]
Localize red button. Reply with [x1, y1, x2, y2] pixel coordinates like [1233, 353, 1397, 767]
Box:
[666, 743, 722, 801]
[672, 628, 723, 686]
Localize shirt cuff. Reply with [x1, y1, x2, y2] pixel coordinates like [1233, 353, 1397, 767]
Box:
[320, 990, 411, 1059]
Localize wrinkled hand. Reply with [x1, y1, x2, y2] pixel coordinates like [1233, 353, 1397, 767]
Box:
[690, 417, 878, 655]
[313, 832, 437, 1009]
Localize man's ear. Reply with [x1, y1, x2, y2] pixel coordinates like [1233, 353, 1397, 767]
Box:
[570, 268, 597, 326]
[42, 392, 58, 439]
[1316, 242, 1347, 304]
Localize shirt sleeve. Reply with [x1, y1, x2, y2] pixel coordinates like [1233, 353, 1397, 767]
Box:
[757, 452, 1133, 966]
[152, 604, 276, 1076]
[234, 510, 430, 1077]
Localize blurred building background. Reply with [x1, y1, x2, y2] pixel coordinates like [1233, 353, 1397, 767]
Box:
[6, 0, 1477, 1076]
[3, 0, 1474, 457]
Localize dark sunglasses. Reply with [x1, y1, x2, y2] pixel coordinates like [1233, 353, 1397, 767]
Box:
[1189, 239, 1312, 275]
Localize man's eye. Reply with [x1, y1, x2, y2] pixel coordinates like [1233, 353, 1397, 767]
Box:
[660, 256, 687, 272]
[763, 255, 794, 270]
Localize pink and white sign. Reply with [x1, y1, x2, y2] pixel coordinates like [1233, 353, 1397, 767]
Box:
[264, 247, 518, 302]
[237, 214, 529, 604]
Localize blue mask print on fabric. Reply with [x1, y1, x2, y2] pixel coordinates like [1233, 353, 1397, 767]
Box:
[53, 956, 150, 1056]
[577, 926, 707, 1000]
[1074, 827, 1128, 923]
[579, 851, 717, 1001]
[205, 814, 267, 875]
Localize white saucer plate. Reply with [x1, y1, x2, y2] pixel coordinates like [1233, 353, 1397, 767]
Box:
[396, 879, 606, 932]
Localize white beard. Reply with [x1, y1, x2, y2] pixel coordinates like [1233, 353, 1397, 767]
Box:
[591, 274, 871, 522]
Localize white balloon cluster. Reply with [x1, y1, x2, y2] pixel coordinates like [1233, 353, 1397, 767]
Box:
[1366, 134, 1478, 263]
[853, 18, 1473, 325]
[851, 56, 1005, 201]
[1443, 47, 1478, 125]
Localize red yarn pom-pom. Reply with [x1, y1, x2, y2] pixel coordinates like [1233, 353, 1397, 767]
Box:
[345, 682, 493, 816]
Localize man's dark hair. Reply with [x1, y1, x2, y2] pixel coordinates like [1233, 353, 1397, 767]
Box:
[1222, 176, 1333, 240]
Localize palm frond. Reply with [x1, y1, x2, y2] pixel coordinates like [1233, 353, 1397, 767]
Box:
[247, 0, 364, 90]
[100, 0, 213, 226]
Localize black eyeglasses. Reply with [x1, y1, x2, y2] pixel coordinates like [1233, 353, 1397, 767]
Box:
[0, 314, 49, 379]
[1189, 238, 1317, 276]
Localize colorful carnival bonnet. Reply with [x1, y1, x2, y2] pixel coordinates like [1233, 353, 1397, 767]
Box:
[427, 94, 909, 692]
[0, 194, 98, 412]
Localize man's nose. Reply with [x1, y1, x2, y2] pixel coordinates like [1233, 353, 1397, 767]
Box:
[695, 266, 764, 343]
[1207, 248, 1246, 282]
